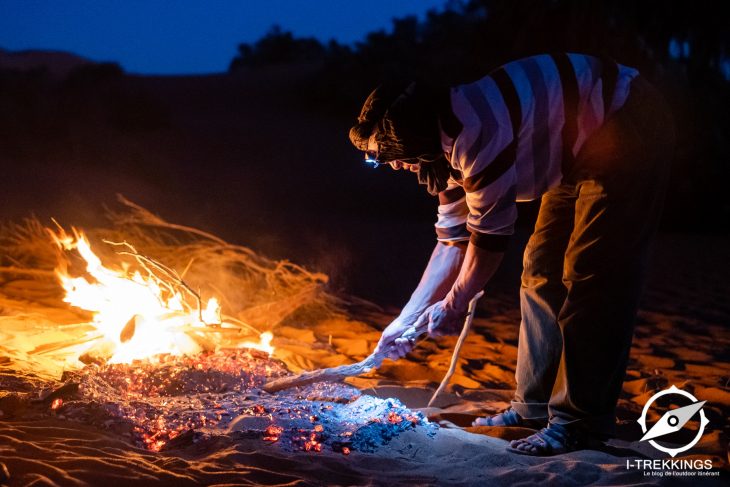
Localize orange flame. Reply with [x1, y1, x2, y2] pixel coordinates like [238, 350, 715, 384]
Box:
[51, 227, 273, 364]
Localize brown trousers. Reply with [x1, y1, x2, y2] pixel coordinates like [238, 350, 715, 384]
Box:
[511, 76, 675, 435]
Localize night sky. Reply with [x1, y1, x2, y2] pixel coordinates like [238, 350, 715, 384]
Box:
[0, 0, 447, 74]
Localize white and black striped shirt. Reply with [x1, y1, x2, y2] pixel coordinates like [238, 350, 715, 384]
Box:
[435, 53, 639, 246]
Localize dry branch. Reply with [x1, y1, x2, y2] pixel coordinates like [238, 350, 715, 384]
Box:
[0, 196, 340, 378]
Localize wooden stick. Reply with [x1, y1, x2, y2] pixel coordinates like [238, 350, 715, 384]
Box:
[263, 319, 429, 393]
[263, 292, 485, 394]
[427, 291, 484, 408]
[262, 354, 380, 393]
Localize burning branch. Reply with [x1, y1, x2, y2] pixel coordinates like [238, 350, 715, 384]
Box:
[0, 197, 338, 375]
[104, 239, 205, 322]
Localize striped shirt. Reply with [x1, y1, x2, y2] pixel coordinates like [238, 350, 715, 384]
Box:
[435, 53, 639, 244]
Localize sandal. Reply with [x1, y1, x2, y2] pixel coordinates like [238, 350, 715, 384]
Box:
[472, 407, 545, 429]
[507, 423, 586, 456]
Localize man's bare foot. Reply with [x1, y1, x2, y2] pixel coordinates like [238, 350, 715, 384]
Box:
[508, 423, 604, 456]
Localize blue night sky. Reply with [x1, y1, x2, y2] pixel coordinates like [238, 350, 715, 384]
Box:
[0, 0, 447, 75]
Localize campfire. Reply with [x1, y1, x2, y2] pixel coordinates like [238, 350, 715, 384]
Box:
[51, 226, 274, 365]
[0, 197, 434, 455]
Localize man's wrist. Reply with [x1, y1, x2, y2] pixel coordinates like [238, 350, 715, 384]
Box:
[443, 290, 468, 313]
[397, 308, 425, 324]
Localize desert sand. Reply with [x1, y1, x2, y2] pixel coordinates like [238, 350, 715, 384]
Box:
[0, 219, 727, 486]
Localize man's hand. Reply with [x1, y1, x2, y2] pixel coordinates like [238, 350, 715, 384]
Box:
[415, 300, 468, 338]
[374, 316, 419, 360]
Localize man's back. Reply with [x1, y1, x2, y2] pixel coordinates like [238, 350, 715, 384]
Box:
[441, 53, 639, 237]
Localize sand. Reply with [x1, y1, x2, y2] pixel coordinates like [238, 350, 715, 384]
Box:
[1, 232, 728, 486]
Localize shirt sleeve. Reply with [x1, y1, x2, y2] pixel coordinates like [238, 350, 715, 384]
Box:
[464, 171, 518, 236]
[435, 179, 470, 243]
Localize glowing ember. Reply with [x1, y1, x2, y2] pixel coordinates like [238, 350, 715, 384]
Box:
[50, 227, 273, 364]
[39, 351, 434, 453]
[263, 425, 284, 442]
[387, 411, 403, 423]
[50, 398, 63, 410]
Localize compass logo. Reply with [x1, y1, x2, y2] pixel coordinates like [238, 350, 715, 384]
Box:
[637, 384, 710, 457]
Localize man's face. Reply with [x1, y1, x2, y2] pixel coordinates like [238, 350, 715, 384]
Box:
[367, 132, 420, 172]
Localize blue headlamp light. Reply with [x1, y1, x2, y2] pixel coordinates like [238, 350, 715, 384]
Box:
[364, 151, 381, 168]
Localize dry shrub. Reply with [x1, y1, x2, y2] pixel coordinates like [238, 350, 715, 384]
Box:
[0, 195, 343, 380]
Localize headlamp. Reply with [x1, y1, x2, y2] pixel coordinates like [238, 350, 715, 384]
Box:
[364, 151, 381, 168]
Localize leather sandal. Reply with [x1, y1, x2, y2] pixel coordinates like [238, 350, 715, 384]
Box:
[507, 423, 589, 456]
[472, 407, 546, 429]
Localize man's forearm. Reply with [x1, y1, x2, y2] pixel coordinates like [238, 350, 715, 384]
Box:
[398, 241, 466, 320]
[445, 242, 504, 311]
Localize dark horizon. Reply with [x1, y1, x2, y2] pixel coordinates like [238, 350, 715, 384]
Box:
[0, 0, 446, 75]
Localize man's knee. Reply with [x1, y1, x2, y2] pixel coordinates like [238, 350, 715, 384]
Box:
[522, 244, 564, 290]
[521, 267, 552, 290]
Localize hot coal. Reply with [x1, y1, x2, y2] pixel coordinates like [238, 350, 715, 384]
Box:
[45, 349, 437, 454]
